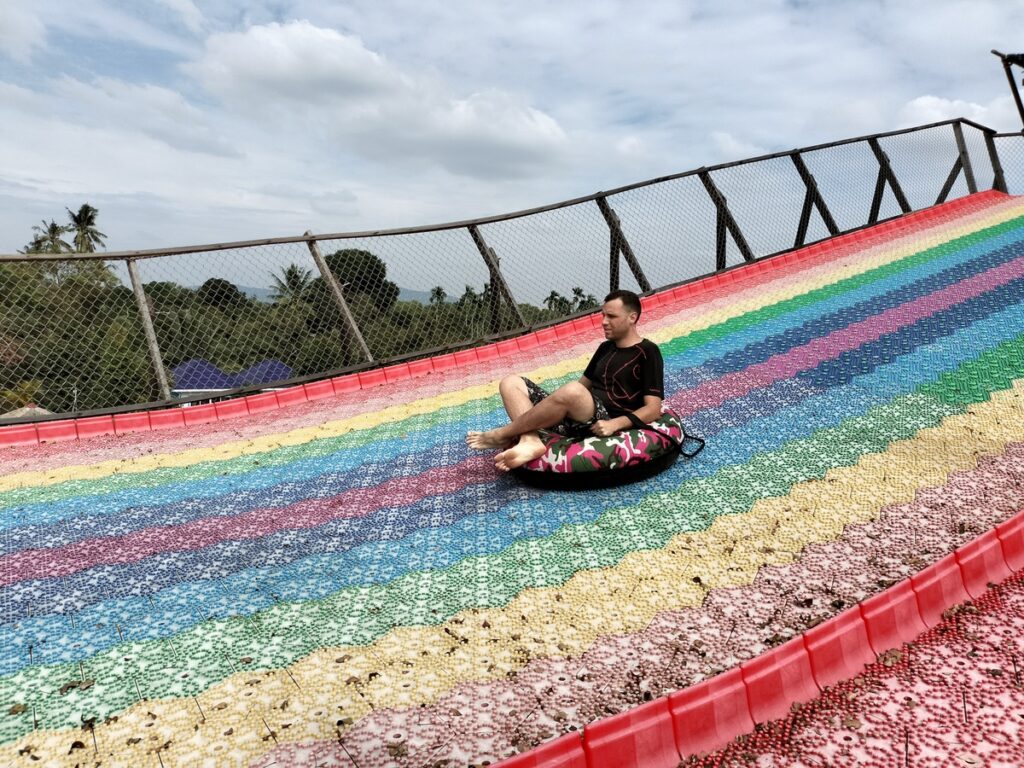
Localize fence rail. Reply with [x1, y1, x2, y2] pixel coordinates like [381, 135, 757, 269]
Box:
[1, 117, 1021, 421]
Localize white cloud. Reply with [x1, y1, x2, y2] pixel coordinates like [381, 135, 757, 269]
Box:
[184, 20, 567, 178]
[0, 1, 46, 62]
[3, 0, 1024, 257]
[710, 131, 768, 162]
[898, 95, 1020, 133]
[52, 76, 239, 157]
[157, 0, 204, 34]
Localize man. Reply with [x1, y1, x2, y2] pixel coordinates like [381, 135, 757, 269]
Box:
[466, 289, 664, 471]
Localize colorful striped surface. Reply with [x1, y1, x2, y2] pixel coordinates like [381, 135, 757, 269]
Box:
[3, 191, 1024, 767]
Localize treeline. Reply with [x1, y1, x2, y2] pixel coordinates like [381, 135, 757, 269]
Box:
[1, 208, 598, 414]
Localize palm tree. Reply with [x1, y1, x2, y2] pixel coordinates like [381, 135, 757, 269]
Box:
[270, 264, 314, 303]
[66, 204, 106, 253]
[24, 219, 72, 254]
[544, 290, 572, 315]
[429, 286, 447, 305]
[571, 287, 598, 311]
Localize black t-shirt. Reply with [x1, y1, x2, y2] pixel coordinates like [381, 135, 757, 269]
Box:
[583, 338, 664, 417]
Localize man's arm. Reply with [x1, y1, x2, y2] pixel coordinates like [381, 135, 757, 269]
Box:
[590, 395, 662, 437]
[579, 375, 593, 390]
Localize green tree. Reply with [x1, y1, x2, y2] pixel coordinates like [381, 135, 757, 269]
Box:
[66, 203, 107, 253]
[571, 287, 599, 311]
[544, 290, 572, 315]
[196, 278, 247, 310]
[322, 248, 399, 312]
[270, 264, 314, 303]
[22, 219, 72, 255]
[429, 286, 447, 305]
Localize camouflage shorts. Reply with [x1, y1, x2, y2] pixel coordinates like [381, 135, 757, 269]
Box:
[521, 377, 610, 439]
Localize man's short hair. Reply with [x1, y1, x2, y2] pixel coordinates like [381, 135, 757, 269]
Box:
[604, 289, 642, 319]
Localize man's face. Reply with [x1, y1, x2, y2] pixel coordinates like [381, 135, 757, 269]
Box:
[601, 298, 637, 341]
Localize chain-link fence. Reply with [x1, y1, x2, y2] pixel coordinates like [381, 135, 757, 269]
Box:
[1, 118, 1018, 419]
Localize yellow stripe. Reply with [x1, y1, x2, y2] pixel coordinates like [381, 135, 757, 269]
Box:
[7, 379, 1024, 767]
[2, 200, 1022, 493]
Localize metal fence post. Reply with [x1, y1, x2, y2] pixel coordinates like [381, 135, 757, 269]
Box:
[952, 122, 978, 194]
[608, 226, 621, 293]
[126, 258, 172, 401]
[467, 225, 526, 330]
[984, 132, 1009, 193]
[698, 170, 754, 269]
[595, 196, 652, 293]
[791, 152, 840, 248]
[305, 233, 374, 363]
[867, 137, 912, 224]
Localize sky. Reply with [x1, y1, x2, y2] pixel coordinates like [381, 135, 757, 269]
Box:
[1, 0, 1023, 258]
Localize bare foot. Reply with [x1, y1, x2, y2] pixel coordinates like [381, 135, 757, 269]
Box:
[494, 438, 547, 472]
[466, 430, 510, 450]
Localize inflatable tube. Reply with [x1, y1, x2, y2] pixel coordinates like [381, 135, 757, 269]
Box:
[514, 409, 705, 490]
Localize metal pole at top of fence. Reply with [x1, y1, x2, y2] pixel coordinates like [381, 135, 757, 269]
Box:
[125, 258, 172, 401]
[304, 233, 374, 364]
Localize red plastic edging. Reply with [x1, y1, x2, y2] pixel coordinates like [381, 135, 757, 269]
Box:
[740, 635, 820, 724]
[997, 514, 1024, 571]
[802, 606, 874, 690]
[955, 529, 1013, 599]
[495, 732, 586, 768]
[859, 580, 928, 656]
[582, 697, 679, 768]
[668, 667, 753, 757]
[911, 552, 971, 628]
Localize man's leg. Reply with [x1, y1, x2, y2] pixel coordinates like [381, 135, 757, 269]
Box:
[467, 376, 596, 471]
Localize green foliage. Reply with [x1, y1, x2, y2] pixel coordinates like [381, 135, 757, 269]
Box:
[323, 248, 400, 312]
[196, 278, 247, 310]
[3, 207, 602, 413]
[66, 203, 107, 253]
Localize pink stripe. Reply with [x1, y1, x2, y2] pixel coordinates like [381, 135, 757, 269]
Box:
[671, 252, 1024, 417]
[0, 454, 495, 586]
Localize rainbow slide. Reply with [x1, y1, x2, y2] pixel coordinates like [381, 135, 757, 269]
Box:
[2, 190, 1024, 766]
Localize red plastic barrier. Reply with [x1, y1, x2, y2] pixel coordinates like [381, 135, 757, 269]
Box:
[517, 334, 541, 351]
[275, 386, 309, 407]
[182, 403, 218, 426]
[245, 392, 280, 413]
[477, 345, 502, 362]
[802, 606, 874, 689]
[75, 415, 116, 439]
[996, 512, 1024, 572]
[911, 553, 971, 628]
[454, 349, 479, 367]
[148, 408, 186, 430]
[383, 363, 411, 385]
[431, 353, 458, 373]
[406, 358, 434, 378]
[668, 667, 753, 757]
[303, 379, 335, 400]
[955, 529, 1013, 599]
[740, 636, 820, 724]
[0, 424, 37, 447]
[495, 732, 586, 768]
[35, 420, 78, 443]
[859, 580, 928, 656]
[535, 328, 559, 346]
[495, 339, 521, 357]
[214, 398, 249, 420]
[357, 369, 388, 389]
[582, 697, 679, 768]
[113, 412, 151, 436]
[331, 375, 361, 396]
